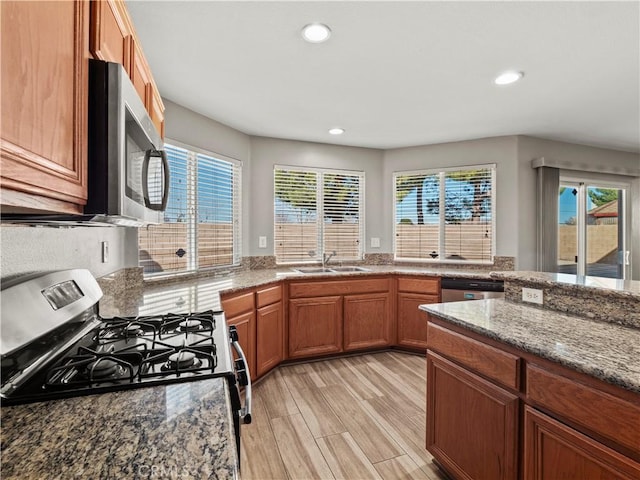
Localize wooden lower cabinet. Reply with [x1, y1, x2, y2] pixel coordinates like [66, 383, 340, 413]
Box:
[427, 351, 518, 480]
[397, 293, 438, 350]
[523, 406, 640, 480]
[256, 301, 284, 377]
[226, 310, 256, 380]
[288, 296, 343, 359]
[343, 292, 391, 351]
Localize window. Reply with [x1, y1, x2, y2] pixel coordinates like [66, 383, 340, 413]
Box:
[139, 142, 241, 275]
[393, 165, 495, 263]
[274, 166, 364, 264]
[557, 179, 630, 279]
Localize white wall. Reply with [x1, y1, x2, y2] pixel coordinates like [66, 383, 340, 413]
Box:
[383, 136, 520, 261]
[249, 136, 384, 256]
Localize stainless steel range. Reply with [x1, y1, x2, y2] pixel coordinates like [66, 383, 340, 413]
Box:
[0, 269, 251, 461]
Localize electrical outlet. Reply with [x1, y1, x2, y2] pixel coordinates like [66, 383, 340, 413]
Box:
[371, 237, 380, 248]
[101, 241, 109, 263]
[522, 287, 543, 305]
[258, 236, 267, 248]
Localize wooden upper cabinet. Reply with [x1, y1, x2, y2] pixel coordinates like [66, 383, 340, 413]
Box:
[89, 0, 132, 72]
[149, 87, 165, 139]
[89, 0, 165, 138]
[1, 0, 89, 213]
[131, 39, 152, 107]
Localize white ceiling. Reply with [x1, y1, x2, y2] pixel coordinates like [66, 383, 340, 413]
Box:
[127, 1, 640, 153]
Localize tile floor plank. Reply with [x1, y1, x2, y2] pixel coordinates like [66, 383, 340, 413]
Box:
[281, 370, 346, 438]
[270, 414, 335, 480]
[256, 368, 300, 419]
[239, 396, 289, 480]
[316, 432, 383, 480]
[373, 455, 434, 480]
[320, 384, 404, 464]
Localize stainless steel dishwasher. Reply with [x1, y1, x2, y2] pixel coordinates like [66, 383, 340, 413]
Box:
[440, 277, 505, 302]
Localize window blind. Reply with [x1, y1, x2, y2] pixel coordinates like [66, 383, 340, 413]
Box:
[393, 165, 495, 263]
[274, 166, 364, 264]
[139, 142, 241, 275]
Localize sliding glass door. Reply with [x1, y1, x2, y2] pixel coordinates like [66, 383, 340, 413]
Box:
[557, 181, 629, 279]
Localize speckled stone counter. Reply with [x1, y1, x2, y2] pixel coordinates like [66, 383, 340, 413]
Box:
[491, 271, 640, 328]
[99, 266, 499, 318]
[1, 378, 238, 480]
[421, 299, 640, 394]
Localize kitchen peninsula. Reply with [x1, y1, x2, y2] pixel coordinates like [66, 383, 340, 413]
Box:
[421, 272, 640, 480]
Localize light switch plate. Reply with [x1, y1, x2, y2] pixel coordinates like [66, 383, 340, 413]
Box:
[258, 236, 267, 248]
[522, 287, 543, 305]
[371, 237, 380, 248]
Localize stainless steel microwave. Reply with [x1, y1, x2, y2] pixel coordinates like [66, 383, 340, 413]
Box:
[85, 59, 169, 226]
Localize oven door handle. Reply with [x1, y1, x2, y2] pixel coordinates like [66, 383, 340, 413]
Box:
[229, 329, 252, 425]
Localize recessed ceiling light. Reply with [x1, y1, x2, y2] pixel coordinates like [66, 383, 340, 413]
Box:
[494, 71, 524, 85]
[302, 23, 331, 43]
[329, 127, 345, 135]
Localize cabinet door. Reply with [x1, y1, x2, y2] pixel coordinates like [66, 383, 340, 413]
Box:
[227, 311, 256, 380]
[427, 351, 518, 480]
[256, 301, 284, 378]
[89, 0, 132, 72]
[344, 292, 391, 351]
[131, 39, 152, 108]
[288, 296, 342, 359]
[524, 406, 640, 480]
[397, 293, 438, 350]
[1, 0, 89, 213]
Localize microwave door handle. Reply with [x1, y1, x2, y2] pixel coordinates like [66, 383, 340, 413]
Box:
[159, 149, 170, 211]
[142, 149, 170, 211]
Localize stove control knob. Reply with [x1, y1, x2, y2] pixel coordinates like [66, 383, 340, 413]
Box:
[229, 325, 239, 342]
[235, 359, 248, 386]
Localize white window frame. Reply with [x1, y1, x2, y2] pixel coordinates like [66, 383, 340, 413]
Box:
[392, 163, 496, 264]
[559, 173, 632, 279]
[139, 138, 242, 277]
[274, 165, 365, 265]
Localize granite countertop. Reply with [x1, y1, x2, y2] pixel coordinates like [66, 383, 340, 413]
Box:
[421, 299, 640, 394]
[491, 270, 640, 299]
[101, 266, 498, 318]
[1, 378, 238, 480]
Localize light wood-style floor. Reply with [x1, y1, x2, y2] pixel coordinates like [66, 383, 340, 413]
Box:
[240, 351, 447, 480]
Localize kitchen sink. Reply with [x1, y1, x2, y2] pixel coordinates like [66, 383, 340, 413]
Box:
[292, 267, 335, 274]
[291, 266, 370, 274]
[329, 266, 370, 272]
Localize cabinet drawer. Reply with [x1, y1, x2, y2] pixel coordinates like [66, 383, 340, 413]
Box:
[289, 278, 390, 298]
[256, 284, 282, 308]
[220, 290, 255, 318]
[427, 323, 520, 389]
[526, 364, 640, 454]
[398, 276, 440, 295]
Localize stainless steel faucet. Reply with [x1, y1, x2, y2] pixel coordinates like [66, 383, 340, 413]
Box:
[323, 250, 337, 268]
[308, 250, 337, 268]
